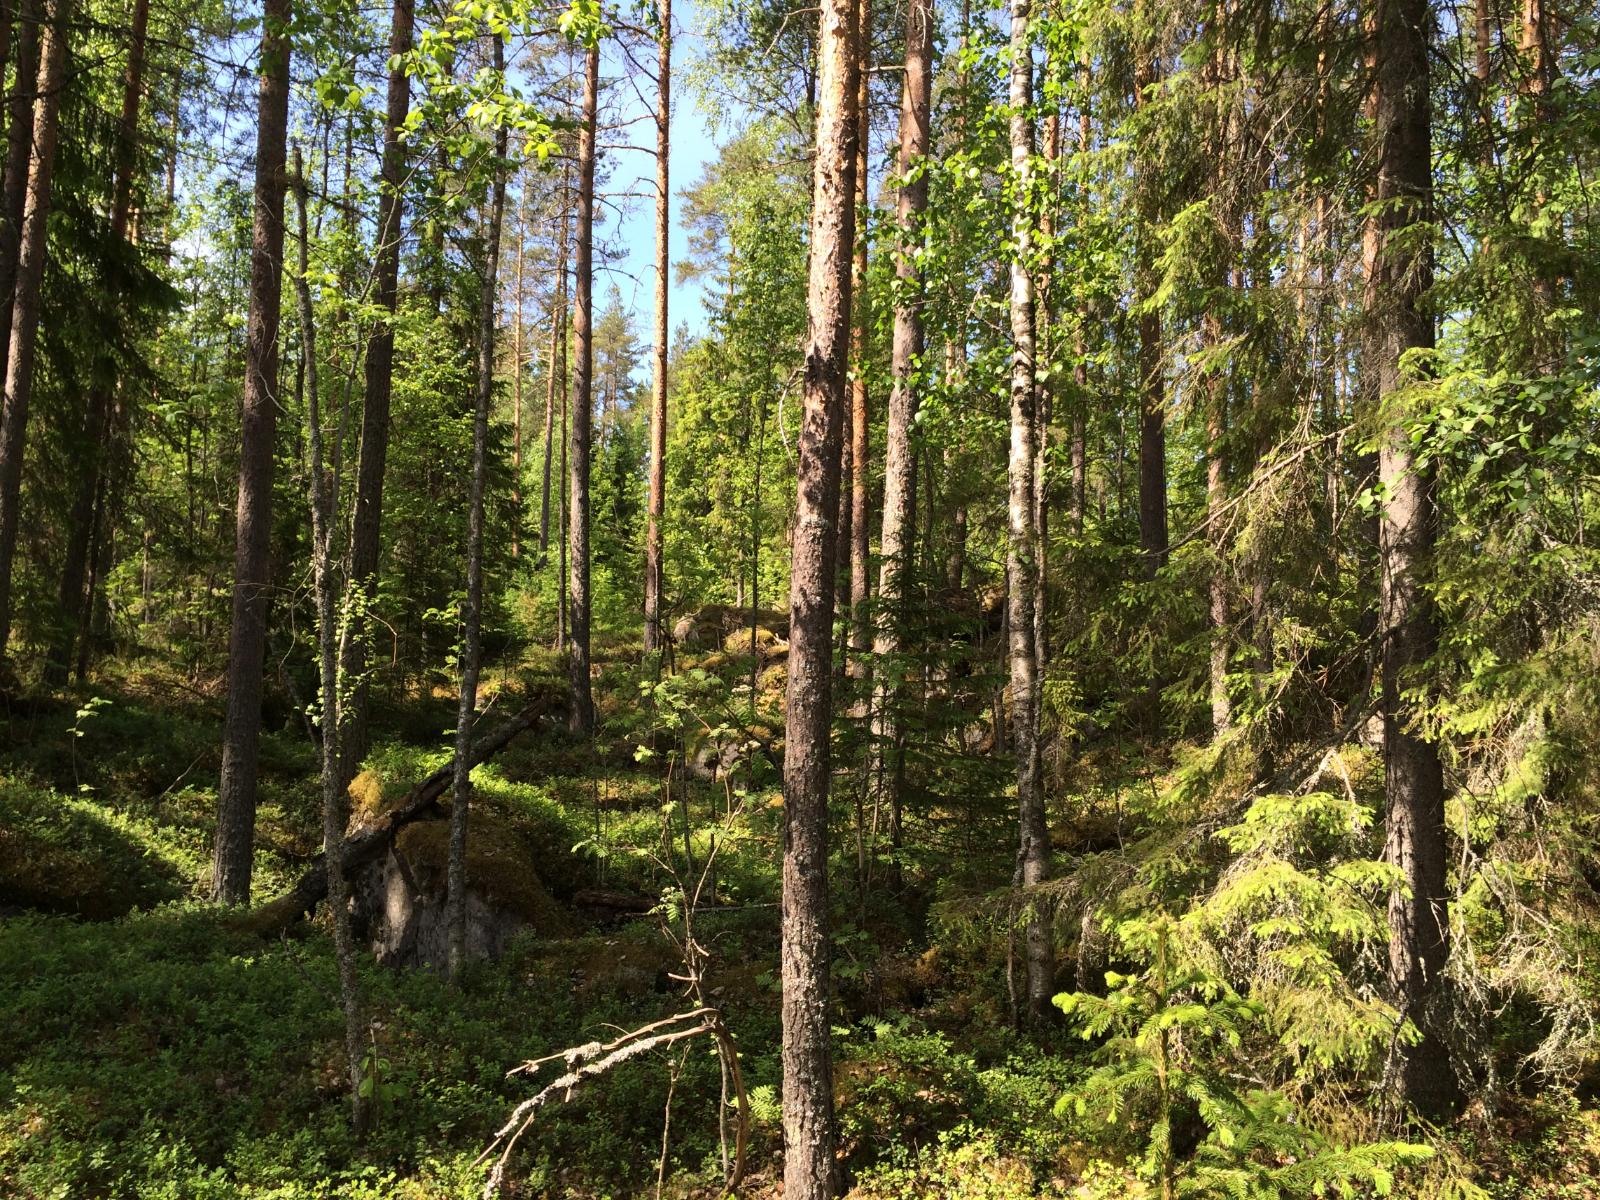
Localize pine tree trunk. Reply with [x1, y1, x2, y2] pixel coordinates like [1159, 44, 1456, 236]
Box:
[555, 304, 568, 652]
[1474, 0, 1493, 117]
[211, 0, 290, 904]
[1368, 0, 1458, 1118]
[538, 182, 568, 567]
[1519, 0, 1556, 369]
[339, 0, 411, 787]
[289, 147, 368, 1131]
[868, 0, 931, 860]
[0, 0, 39, 392]
[567, 43, 599, 733]
[1204, 310, 1230, 738]
[781, 0, 857, 1186]
[943, 344, 965, 590]
[845, 0, 871, 701]
[643, 0, 671, 655]
[0, 0, 69, 663]
[448, 36, 509, 979]
[1069, 102, 1090, 538]
[1204, 15, 1231, 739]
[512, 184, 526, 562]
[1006, 0, 1053, 1023]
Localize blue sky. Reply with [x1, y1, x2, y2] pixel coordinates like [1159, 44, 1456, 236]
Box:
[595, 0, 726, 344]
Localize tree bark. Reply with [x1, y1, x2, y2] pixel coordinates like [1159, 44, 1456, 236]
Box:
[556, 256, 569, 653]
[1034, 100, 1059, 674]
[289, 146, 368, 1132]
[1204, 309, 1230, 738]
[643, 0, 671, 655]
[0, 0, 39, 395]
[1006, 0, 1053, 1023]
[339, 0, 413, 788]
[781, 0, 857, 1188]
[1204, 12, 1231, 739]
[1367, 0, 1458, 1118]
[448, 35, 509, 981]
[568, 43, 599, 733]
[0, 0, 69, 663]
[1069, 105, 1089, 537]
[538, 182, 567, 567]
[867, 0, 931, 861]
[512, 181, 527, 561]
[212, 0, 291, 905]
[844, 0, 871, 701]
[1518, 0, 1556, 369]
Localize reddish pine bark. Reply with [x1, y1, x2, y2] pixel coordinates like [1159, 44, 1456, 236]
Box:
[213, 0, 291, 904]
[781, 0, 858, 1187]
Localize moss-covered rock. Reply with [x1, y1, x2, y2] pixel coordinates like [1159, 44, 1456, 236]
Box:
[362, 805, 573, 970]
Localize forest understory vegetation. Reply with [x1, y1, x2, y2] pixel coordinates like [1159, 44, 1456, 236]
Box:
[0, 0, 1597, 1191]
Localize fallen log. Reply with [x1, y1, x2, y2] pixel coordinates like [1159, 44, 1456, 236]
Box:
[572, 887, 657, 914]
[241, 684, 565, 935]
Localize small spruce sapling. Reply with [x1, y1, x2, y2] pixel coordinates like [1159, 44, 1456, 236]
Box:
[1054, 915, 1433, 1199]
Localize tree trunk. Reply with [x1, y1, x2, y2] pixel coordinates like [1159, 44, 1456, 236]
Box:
[556, 378, 569, 648]
[643, 0, 671, 656]
[538, 173, 568, 568]
[781, 0, 857, 1187]
[845, 0, 871, 702]
[339, 0, 412, 788]
[211, 0, 290, 905]
[512, 182, 526, 561]
[1368, 0, 1458, 1118]
[867, 0, 931, 861]
[1204, 14, 1231, 740]
[48, 0, 149, 685]
[1519, 0, 1556, 369]
[0, 0, 39, 392]
[1034, 100, 1059, 674]
[1006, 0, 1052, 1024]
[0, 0, 69, 663]
[1069, 102, 1090, 538]
[448, 35, 509, 980]
[289, 146, 368, 1132]
[1204, 309, 1230, 738]
[1474, 0, 1493, 126]
[555, 190, 570, 655]
[568, 43, 598, 733]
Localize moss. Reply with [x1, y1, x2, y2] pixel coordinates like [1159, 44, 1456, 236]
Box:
[347, 768, 397, 823]
[723, 625, 787, 659]
[757, 663, 787, 706]
[394, 812, 573, 934]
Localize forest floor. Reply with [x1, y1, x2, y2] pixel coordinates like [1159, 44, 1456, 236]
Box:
[2, 651, 1600, 1198]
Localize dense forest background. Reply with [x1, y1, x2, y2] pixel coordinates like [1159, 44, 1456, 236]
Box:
[0, 0, 1598, 1193]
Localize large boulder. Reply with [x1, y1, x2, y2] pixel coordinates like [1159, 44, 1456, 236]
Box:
[672, 604, 787, 652]
[355, 809, 572, 971]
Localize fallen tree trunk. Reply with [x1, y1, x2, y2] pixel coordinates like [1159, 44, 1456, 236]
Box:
[242, 684, 565, 935]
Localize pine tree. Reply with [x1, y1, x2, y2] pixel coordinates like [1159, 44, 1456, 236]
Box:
[212, 0, 292, 905]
